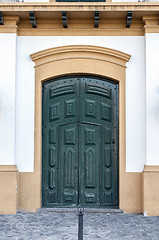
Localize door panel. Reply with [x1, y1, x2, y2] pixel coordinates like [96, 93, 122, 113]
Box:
[80, 77, 113, 126]
[42, 78, 79, 207]
[59, 124, 78, 206]
[48, 78, 79, 126]
[79, 124, 100, 206]
[43, 125, 58, 206]
[42, 76, 119, 208]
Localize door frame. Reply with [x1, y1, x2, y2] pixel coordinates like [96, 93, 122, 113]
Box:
[25, 45, 141, 212]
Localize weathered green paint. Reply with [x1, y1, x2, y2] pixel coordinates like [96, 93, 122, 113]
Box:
[42, 76, 119, 207]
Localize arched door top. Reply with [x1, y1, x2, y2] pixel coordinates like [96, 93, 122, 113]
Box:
[30, 45, 131, 82]
[31, 45, 131, 65]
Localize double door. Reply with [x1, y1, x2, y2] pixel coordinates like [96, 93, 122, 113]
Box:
[42, 76, 118, 207]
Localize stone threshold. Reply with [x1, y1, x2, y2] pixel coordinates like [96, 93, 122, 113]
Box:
[37, 208, 123, 214]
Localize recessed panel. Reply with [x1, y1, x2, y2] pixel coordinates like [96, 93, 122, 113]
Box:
[104, 192, 112, 203]
[49, 127, 57, 144]
[85, 99, 96, 118]
[85, 83, 111, 99]
[104, 127, 111, 144]
[50, 83, 76, 98]
[85, 148, 96, 188]
[64, 189, 75, 203]
[49, 146, 56, 167]
[85, 193, 96, 203]
[104, 169, 111, 190]
[101, 103, 111, 122]
[47, 191, 56, 203]
[65, 99, 76, 118]
[49, 103, 60, 121]
[64, 148, 75, 187]
[64, 128, 76, 145]
[85, 128, 96, 145]
[49, 170, 56, 189]
[104, 147, 111, 168]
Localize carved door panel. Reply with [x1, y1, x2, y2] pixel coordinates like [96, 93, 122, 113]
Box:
[42, 78, 79, 207]
[59, 124, 78, 206]
[42, 76, 118, 207]
[80, 77, 119, 206]
[79, 124, 100, 206]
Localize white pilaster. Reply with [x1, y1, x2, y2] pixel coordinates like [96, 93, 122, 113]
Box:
[0, 33, 17, 165]
[145, 33, 159, 165]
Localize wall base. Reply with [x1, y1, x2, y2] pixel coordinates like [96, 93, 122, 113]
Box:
[19, 172, 41, 212]
[0, 165, 18, 214]
[120, 172, 142, 214]
[143, 165, 159, 216]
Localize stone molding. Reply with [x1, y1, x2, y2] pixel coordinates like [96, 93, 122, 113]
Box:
[143, 16, 159, 33]
[31, 45, 131, 69]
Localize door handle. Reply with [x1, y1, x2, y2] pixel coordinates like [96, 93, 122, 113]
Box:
[75, 165, 78, 170]
[112, 139, 115, 144]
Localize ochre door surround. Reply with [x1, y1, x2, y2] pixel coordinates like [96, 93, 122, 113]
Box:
[18, 45, 142, 213]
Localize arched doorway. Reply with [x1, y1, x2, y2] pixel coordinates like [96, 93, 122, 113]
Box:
[26, 45, 133, 213]
[42, 75, 119, 207]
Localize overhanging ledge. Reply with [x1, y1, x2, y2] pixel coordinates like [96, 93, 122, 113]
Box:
[0, 3, 159, 36]
[1, 2, 159, 12]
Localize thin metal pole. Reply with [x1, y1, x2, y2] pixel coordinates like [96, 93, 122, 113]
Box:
[78, 206, 84, 240]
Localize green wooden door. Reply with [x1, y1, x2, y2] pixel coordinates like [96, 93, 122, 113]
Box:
[42, 76, 118, 207]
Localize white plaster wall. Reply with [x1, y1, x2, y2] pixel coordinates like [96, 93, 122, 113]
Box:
[0, 33, 17, 165]
[0, 0, 49, 2]
[145, 0, 159, 2]
[146, 33, 159, 166]
[24, 0, 49, 2]
[16, 36, 145, 172]
[112, 0, 138, 2]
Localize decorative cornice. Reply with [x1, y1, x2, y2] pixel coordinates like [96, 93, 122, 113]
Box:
[143, 16, 159, 33]
[31, 45, 130, 62]
[1, 4, 159, 35]
[30, 45, 131, 69]
[0, 2, 159, 11]
[0, 16, 19, 33]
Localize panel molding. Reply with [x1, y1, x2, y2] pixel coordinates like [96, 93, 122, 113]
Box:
[143, 16, 159, 33]
[0, 16, 19, 33]
[1, 4, 159, 35]
[31, 45, 130, 69]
